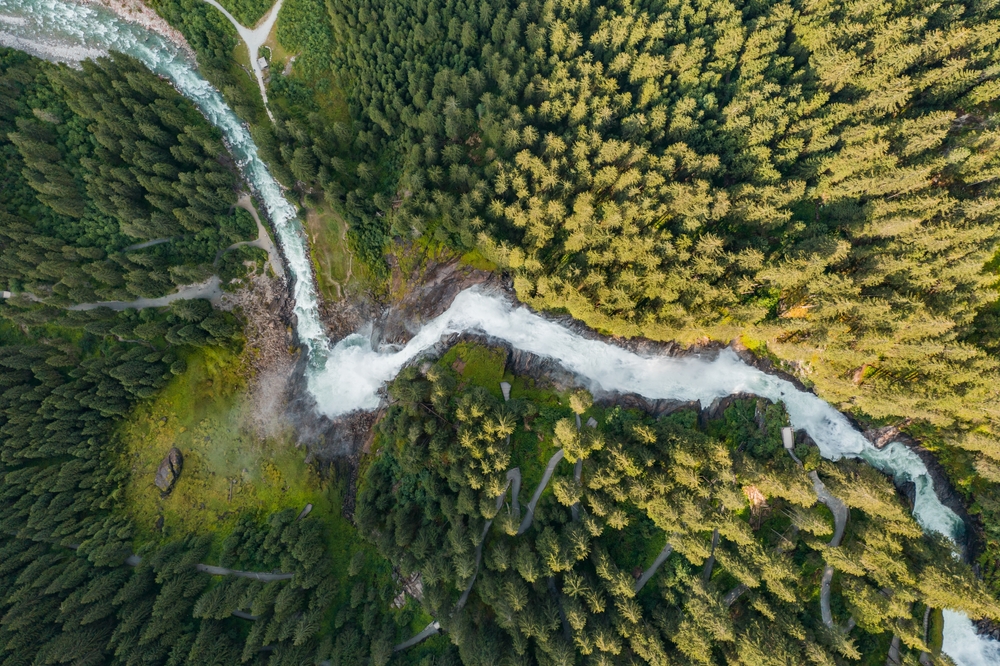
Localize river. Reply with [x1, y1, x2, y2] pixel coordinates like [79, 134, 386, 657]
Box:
[1, 1, 998, 662]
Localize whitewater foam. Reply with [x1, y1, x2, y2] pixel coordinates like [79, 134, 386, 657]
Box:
[1, 1, 997, 662]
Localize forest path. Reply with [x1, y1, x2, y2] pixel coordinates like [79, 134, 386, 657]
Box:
[396, 444, 679, 650]
[122, 553, 293, 580]
[809, 470, 847, 629]
[5, 194, 283, 311]
[395, 449, 570, 650]
[634, 543, 674, 593]
[782, 427, 849, 630]
[200, 0, 282, 122]
[393, 621, 441, 652]
[516, 449, 564, 535]
[67, 275, 223, 310]
[226, 194, 285, 279]
[194, 563, 294, 581]
[124, 237, 173, 251]
[810, 471, 847, 547]
[819, 566, 836, 628]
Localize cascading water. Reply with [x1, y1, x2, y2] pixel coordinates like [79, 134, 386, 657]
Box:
[2, 1, 1000, 662]
[0, 0, 330, 363]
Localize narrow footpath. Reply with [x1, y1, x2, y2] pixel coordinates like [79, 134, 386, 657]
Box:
[782, 427, 849, 629]
[3, 194, 281, 311]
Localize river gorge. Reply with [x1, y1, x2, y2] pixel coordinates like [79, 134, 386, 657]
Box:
[1, 0, 999, 662]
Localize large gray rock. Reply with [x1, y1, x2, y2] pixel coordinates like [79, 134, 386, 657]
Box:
[154, 447, 183, 494]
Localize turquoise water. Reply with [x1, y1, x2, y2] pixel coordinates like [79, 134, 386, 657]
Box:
[1, 2, 997, 662]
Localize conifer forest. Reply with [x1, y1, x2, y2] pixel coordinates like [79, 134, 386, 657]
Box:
[6, 0, 1000, 663]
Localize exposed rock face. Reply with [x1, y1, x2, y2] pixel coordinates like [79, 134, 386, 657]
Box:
[378, 255, 496, 345]
[976, 618, 1000, 641]
[864, 424, 907, 449]
[898, 481, 917, 510]
[154, 447, 183, 493]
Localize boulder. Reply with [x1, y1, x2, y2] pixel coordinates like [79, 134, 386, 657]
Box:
[154, 447, 183, 494]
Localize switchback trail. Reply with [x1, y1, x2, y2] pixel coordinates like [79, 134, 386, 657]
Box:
[395, 443, 677, 651]
[783, 427, 849, 629]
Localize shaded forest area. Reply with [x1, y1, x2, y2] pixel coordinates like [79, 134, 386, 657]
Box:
[0, 49, 258, 304]
[0, 49, 365, 665]
[359, 343, 999, 665]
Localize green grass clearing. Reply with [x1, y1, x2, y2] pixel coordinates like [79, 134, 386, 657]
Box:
[929, 607, 944, 654]
[304, 203, 353, 302]
[118, 346, 328, 543]
[440, 342, 506, 397]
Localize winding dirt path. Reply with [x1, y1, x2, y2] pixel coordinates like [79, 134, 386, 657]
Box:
[723, 583, 749, 607]
[634, 543, 674, 593]
[516, 449, 564, 535]
[783, 429, 849, 629]
[396, 450, 566, 650]
[393, 621, 441, 652]
[195, 563, 294, 581]
[395, 443, 678, 650]
[810, 471, 847, 548]
[5, 195, 282, 311]
[230, 194, 284, 279]
[125, 553, 293, 580]
[67, 276, 224, 310]
[809, 471, 847, 628]
[200, 0, 282, 122]
[720, 433, 852, 622]
[124, 237, 173, 251]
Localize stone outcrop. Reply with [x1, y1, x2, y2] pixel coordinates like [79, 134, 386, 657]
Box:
[864, 424, 909, 449]
[976, 618, 1000, 641]
[378, 255, 496, 345]
[154, 447, 183, 494]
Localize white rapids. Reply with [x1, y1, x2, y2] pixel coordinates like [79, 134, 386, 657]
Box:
[0, 0, 998, 662]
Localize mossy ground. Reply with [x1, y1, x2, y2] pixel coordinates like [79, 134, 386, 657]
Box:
[304, 203, 354, 302]
[929, 607, 944, 654]
[118, 346, 331, 545]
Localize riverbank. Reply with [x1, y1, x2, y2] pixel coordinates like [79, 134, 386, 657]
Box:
[77, 0, 194, 55]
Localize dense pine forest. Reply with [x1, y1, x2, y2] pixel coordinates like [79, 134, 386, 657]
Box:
[0, 46, 337, 664]
[195, 0, 1000, 617]
[361, 344, 1000, 664]
[8, 0, 1000, 661]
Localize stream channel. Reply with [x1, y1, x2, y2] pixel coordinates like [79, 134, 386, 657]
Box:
[1, 1, 999, 662]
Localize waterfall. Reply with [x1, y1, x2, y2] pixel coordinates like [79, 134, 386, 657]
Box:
[1, 2, 999, 662]
[0, 0, 330, 364]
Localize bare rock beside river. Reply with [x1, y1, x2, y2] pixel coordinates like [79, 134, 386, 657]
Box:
[377, 253, 497, 345]
[81, 0, 194, 56]
[864, 424, 908, 449]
